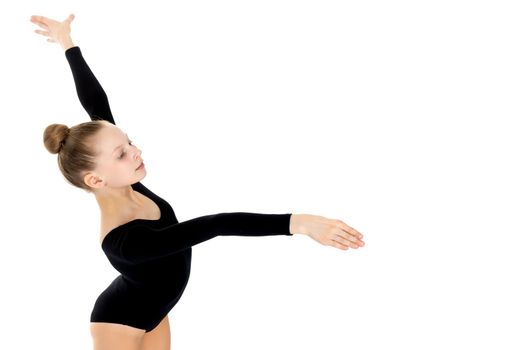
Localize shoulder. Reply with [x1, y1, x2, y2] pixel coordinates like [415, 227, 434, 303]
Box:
[99, 211, 136, 243]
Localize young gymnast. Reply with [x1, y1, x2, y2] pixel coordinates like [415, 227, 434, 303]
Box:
[31, 13, 365, 350]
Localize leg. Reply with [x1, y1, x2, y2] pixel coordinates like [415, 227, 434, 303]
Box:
[140, 315, 171, 350]
[90, 322, 145, 350]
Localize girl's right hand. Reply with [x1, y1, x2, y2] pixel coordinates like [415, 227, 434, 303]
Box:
[30, 14, 75, 47]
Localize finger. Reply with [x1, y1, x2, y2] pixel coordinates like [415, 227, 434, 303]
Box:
[35, 15, 49, 22]
[332, 235, 351, 248]
[336, 232, 362, 246]
[336, 221, 363, 239]
[330, 239, 349, 250]
[32, 20, 50, 29]
[47, 38, 57, 43]
[34, 29, 50, 37]
[30, 16, 49, 29]
[65, 13, 75, 23]
[333, 234, 361, 249]
[30, 15, 46, 23]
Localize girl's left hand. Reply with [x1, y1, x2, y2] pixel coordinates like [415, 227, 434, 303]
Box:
[292, 214, 365, 250]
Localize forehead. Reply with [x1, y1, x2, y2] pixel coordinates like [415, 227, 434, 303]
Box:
[95, 125, 127, 154]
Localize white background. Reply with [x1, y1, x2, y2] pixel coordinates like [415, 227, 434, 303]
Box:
[1, 0, 524, 349]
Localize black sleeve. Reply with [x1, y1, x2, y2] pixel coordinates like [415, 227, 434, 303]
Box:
[120, 212, 293, 264]
[64, 46, 116, 124]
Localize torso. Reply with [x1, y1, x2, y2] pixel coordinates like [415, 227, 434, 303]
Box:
[100, 190, 161, 245]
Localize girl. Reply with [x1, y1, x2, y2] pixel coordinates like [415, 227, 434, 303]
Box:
[31, 13, 365, 350]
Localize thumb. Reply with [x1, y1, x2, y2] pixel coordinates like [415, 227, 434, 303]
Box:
[65, 13, 75, 23]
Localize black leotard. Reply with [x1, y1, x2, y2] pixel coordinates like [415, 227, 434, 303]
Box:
[64, 46, 293, 332]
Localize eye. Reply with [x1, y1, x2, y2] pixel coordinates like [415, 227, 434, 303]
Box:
[118, 140, 134, 159]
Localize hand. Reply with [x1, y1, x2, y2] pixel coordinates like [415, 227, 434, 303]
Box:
[292, 214, 365, 250]
[30, 13, 75, 50]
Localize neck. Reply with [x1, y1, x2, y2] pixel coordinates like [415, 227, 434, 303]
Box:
[94, 184, 141, 214]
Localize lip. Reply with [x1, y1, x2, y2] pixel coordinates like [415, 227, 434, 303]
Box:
[136, 162, 144, 170]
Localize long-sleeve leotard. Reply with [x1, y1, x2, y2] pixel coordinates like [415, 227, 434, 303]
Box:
[65, 45, 293, 332]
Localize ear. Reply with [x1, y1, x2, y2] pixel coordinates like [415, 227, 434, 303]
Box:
[84, 172, 106, 190]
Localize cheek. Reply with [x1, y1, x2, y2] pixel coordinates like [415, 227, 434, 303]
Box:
[116, 162, 130, 171]
[119, 159, 135, 171]
[105, 161, 126, 175]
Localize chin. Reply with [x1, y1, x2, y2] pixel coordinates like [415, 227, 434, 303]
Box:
[132, 172, 146, 185]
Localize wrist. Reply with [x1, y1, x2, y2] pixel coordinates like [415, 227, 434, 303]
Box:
[59, 35, 75, 51]
[289, 214, 306, 235]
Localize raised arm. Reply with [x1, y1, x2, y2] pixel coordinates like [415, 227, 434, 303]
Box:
[64, 46, 116, 124]
[117, 212, 293, 264]
[30, 13, 115, 124]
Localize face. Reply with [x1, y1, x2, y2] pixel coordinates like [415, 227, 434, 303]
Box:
[84, 124, 145, 190]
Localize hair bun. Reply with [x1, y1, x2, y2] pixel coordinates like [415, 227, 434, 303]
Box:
[43, 123, 70, 154]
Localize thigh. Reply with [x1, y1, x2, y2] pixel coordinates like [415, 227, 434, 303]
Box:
[90, 322, 146, 350]
[140, 315, 171, 350]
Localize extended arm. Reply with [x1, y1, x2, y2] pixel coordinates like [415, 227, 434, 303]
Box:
[118, 212, 293, 264]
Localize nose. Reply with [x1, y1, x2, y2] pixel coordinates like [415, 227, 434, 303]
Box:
[135, 148, 142, 160]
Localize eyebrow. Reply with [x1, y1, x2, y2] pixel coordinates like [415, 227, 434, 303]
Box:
[112, 133, 129, 155]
